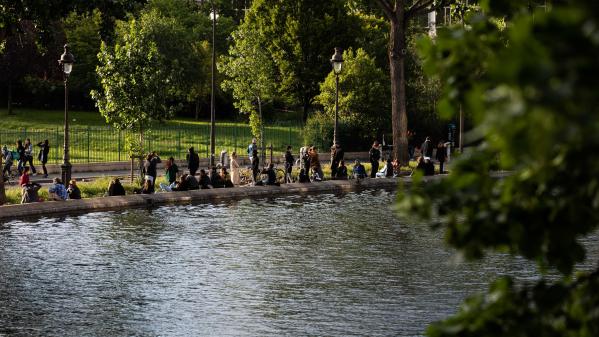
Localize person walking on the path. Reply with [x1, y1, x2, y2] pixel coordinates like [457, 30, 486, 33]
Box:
[436, 141, 448, 174]
[422, 136, 433, 158]
[369, 140, 381, 178]
[330, 142, 344, 179]
[37, 139, 50, 178]
[248, 138, 258, 163]
[186, 147, 199, 176]
[2, 145, 13, 179]
[230, 151, 240, 185]
[285, 146, 294, 183]
[23, 138, 36, 174]
[16, 139, 25, 175]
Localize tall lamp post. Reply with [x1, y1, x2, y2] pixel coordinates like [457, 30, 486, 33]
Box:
[209, 1, 218, 167]
[58, 44, 74, 186]
[330, 48, 344, 146]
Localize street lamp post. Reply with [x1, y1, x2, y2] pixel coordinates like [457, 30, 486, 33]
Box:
[58, 44, 74, 186]
[209, 0, 217, 167]
[330, 48, 344, 146]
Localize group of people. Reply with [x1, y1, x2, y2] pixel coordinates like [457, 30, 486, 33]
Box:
[414, 136, 449, 176]
[20, 177, 81, 203]
[2, 138, 50, 180]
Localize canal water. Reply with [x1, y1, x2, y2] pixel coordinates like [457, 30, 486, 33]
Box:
[1, 189, 597, 336]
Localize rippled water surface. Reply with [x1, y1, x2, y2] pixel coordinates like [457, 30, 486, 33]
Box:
[1, 190, 598, 336]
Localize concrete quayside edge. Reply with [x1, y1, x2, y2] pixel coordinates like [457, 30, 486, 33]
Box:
[0, 177, 434, 222]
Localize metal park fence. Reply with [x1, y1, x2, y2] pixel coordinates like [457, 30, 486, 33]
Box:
[0, 123, 304, 164]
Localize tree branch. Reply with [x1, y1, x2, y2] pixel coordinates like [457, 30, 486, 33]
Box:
[407, 0, 453, 19]
[374, 0, 396, 21]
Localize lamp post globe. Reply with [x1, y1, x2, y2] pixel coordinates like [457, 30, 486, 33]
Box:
[330, 47, 343, 146]
[58, 44, 75, 186]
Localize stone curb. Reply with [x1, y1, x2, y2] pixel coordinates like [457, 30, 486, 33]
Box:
[0, 177, 410, 221]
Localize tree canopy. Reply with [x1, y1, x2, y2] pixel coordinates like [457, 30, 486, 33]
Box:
[399, 1, 599, 335]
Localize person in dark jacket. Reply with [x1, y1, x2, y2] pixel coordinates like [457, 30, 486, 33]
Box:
[108, 178, 126, 196]
[198, 169, 211, 189]
[337, 160, 348, 179]
[209, 166, 224, 188]
[143, 152, 161, 189]
[330, 142, 344, 179]
[251, 149, 260, 184]
[284, 145, 294, 183]
[171, 174, 189, 192]
[260, 163, 279, 186]
[220, 167, 234, 188]
[186, 147, 200, 176]
[16, 139, 25, 175]
[67, 179, 82, 200]
[186, 173, 200, 190]
[298, 168, 310, 183]
[369, 141, 381, 178]
[436, 141, 448, 174]
[421, 136, 433, 158]
[37, 140, 50, 178]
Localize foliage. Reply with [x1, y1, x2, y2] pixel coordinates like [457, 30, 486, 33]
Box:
[92, 10, 202, 132]
[219, 24, 276, 140]
[62, 9, 103, 98]
[243, 0, 361, 118]
[397, 1, 599, 335]
[315, 48, 390, 146]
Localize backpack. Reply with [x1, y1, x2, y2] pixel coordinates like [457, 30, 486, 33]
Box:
[11, 150, 19, 161]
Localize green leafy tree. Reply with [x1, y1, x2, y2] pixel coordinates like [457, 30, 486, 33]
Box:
[243, 0, 360, 120]
[373, 0, 453, 165]
[219, 24, 275, 160]
[63, 9, 103, 99]
[398, 1, 599, 335]
[315, 48, 390, 147]
[91, 16, 180, 147]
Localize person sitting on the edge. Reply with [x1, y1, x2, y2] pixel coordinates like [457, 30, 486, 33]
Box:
[220, 167, 234, 188]
[49, 177, 68, 201]
[352, 160, 367, 179]
[108, 178, 126, 196]
[336, 160, 348, 179]
[186, 173, 200, 190]
[170, 174, 190, 192]
[259, 163, 279, 186]
[199, 169, 212, 189]
[210, 166, 224, 188]
[67, 179, 81, 200]
[298, 168, 310, 183]
[21, 182, 42, 204]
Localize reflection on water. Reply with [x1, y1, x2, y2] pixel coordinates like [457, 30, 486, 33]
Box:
[0, 190, 597, 336]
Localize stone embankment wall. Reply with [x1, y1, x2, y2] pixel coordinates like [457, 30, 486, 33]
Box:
[0, 177, 414, 221]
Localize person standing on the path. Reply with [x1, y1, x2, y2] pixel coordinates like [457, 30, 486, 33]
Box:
[37, 139, 50, 178]
[16, 139, 25, 176]
[248, 138, 258, 163]
[230, 151, 240, 185]
[422, 136, 433, 158]
[330, 142, 344, 179]
[436, 141, 448, 174]
[164, 157, 179, 186]
[23, 138, 36, 175]
[251, 149, 260, 184]
[186, 147, 199, 176]
[369, 140, 381, 178]
[2, 145, 13, 179]
[308, 146, 323, 181]
[284, 146, 294, 183]
[143, 152, 161, 189]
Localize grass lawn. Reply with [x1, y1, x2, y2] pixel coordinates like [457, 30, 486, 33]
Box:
[0, 108, 304, 164]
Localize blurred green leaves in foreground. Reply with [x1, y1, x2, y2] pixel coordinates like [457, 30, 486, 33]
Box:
[398, 1, 599, 335]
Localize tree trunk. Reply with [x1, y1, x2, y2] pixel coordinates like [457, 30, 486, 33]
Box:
[258, 96, 265, 165]
[7, 79, 14, 115]
[195, 99, 201, 120]
[388, 12, 409, 165]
